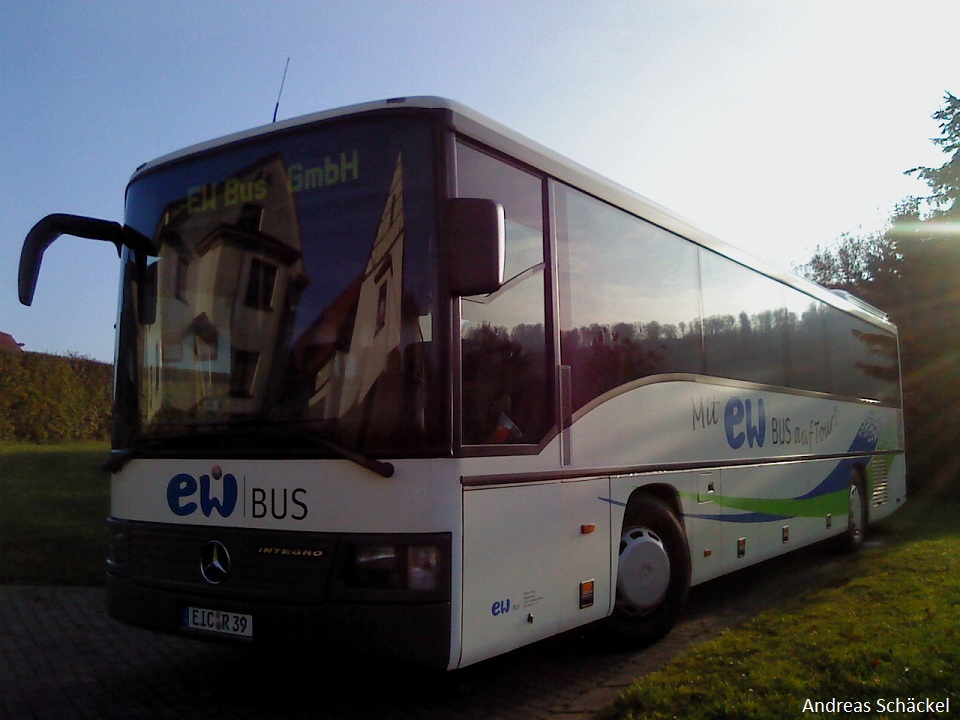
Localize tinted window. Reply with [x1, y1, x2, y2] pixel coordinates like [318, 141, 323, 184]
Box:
[700, 250, 789, 387]
[827, 306, 900, 403]
[457, 143, 552, 445]
[699, 252, 901, 403]
[783, 288, 831, 393]
[556, 185, 702, 411]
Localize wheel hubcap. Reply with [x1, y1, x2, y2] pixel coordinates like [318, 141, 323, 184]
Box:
[617, 527, 671, 615]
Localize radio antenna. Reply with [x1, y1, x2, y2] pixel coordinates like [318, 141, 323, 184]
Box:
[272, 57, 290, 123]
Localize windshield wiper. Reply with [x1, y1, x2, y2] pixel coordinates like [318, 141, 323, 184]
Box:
[305, 433, 395, 478]
[103, 423, 395, 478]
[239, 420, 396, 478]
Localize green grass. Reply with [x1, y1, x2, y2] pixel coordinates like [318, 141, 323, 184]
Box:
[0, 442, 110, 585]
[599, 493, 960, 719]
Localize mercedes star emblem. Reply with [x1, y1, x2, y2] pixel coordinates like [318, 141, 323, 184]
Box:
[200, 540, 230, 584]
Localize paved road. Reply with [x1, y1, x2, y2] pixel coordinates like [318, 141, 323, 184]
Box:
[0, 540, 867, 720]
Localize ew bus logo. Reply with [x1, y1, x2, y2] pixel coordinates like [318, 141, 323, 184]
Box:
[724, 397, 766, 449]
[167, 466, 238, 518]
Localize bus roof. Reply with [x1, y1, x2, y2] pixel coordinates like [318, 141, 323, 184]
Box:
[130, 96, 895, 333]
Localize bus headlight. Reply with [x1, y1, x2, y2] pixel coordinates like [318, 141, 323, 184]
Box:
[351, 544, 402, 589]
[407, 545, 440, 592]
[334, 535, 449, 601]
[355, 545, 398, 570]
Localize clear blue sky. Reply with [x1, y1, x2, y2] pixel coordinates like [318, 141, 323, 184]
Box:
[3, 1, 957, 361]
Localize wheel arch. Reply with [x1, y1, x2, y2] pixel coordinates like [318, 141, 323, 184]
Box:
[622, 482, 685, 529]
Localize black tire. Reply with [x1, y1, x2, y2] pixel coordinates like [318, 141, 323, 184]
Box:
[838, 469, 868, 553]
[602, 494, 691, 647]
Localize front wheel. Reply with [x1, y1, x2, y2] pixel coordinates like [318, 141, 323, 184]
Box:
[602, 495, 691, 646]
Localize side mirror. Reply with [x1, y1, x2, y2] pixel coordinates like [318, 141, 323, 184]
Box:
[446, 198, 505, 296]
[19, 213, 155, 306]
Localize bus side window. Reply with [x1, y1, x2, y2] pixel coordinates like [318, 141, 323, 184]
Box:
[456, 142, 552, 446]
[555, 185, 702, 413]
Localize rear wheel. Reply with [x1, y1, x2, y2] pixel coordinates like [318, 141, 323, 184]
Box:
[603, 495, 690, 646]
[838, 469, 868, 553]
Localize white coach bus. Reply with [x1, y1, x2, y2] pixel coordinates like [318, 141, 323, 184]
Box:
[19, 97, 905, 669]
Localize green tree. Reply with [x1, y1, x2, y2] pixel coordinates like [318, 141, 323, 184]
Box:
[893, 96, 960, 489]
[797, 93, 960, 492]
[908, 92, 960, 218]
[798, 230, 897, 298]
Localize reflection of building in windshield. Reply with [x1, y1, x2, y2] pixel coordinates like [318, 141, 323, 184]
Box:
[144, 154, 306, 422]
[292, 154, 407, 440]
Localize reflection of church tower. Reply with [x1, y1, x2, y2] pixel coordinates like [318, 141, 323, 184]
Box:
[307, 153, 405, 422]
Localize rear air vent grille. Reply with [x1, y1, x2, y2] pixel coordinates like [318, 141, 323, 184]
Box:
[870, 456, 889, 507]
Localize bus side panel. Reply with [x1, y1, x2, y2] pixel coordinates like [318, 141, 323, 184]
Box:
[607, 454, 895, 591]
[681, 453, 903, 584]
[682, 471, 725, 586]
[707, 461, 847, 572]
[459, 476, 611, 668]
[461, 481, 562, 667]
[558, 477, 612, 632]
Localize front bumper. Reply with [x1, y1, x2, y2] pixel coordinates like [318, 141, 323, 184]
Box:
[106, 573, 452, 668]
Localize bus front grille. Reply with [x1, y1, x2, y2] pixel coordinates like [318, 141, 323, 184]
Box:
[122, 522, 337, 603]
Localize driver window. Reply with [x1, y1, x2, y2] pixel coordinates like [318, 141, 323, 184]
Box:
[456, 142, 552, 446]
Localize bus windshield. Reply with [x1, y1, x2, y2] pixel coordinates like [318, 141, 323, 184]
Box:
[115, 116, 442, 457]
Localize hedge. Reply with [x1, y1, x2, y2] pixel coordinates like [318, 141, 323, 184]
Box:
[0, 352, 112, 442]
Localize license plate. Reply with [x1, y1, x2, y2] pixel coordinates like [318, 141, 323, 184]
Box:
[184, 606, 253, 638]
